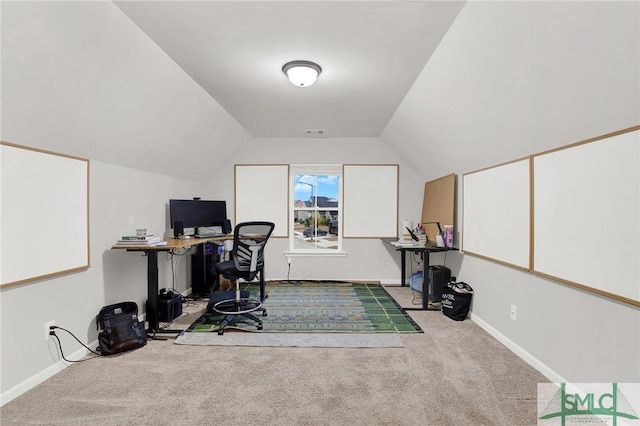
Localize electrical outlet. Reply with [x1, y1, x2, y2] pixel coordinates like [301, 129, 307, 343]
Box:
[510, 304, 517, 321]
[45, 320, 55, 341]
[287, 256, 292, 266]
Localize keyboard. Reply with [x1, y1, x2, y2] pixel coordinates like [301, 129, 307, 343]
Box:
[195, 233, 226, 238]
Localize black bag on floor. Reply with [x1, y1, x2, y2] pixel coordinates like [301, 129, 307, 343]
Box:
[441, 282, 474, 321]
[96, 302, 147, 355]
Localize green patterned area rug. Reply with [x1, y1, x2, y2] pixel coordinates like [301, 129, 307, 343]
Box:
[186, 280, 422, 334]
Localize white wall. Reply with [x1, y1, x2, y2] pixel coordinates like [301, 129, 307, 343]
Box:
[0, 161, 208, 403]
[1, 1, 250, 182]
[383, 1, 640, 382]
[209, 136, 431, 283]
[0, 1, 244, 403]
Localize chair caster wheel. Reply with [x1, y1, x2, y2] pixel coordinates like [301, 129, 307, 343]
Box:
[218, 330, 224, 335]
[262, 312, 268, 317]
[257, 325, 263, 330]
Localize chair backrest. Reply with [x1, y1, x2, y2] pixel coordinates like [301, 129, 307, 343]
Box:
[231, 222, 275, 281]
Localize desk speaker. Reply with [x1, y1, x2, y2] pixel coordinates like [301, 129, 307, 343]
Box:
[173, 221, 184, 238]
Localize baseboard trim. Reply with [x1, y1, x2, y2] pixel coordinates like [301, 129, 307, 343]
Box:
[269, 278, 401, 286]
[1, 342, 98, 407]
[470, 312, 567, 384]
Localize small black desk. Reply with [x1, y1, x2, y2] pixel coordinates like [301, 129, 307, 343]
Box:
[384, 239, 451, 310]
[112, 236, 230, 334]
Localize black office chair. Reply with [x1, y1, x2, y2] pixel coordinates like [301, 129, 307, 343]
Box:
[207, 221, 275, 335]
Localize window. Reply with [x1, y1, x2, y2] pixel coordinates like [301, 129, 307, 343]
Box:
[289, 164, 342, 253]
[235, 163, 398, 247]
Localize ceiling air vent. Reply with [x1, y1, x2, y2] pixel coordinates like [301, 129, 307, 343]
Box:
[305, 129, 325, 136]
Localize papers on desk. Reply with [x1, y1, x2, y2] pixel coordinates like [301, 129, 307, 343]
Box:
[114, 235, 166, 246]
[390, 240, 423, 247]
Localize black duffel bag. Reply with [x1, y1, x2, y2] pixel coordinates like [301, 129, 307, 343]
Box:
[96, 301, 147, 355]
[441, 282, 474, 321]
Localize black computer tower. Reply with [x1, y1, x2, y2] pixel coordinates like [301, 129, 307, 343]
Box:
[423, 265, 451, 309]
[191, 242, 219, 298]
[155, 291, 183, 322]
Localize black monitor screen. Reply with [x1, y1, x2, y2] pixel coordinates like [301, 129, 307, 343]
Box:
[169, 199, 227, 230]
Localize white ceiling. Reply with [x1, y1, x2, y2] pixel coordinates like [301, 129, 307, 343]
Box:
[114, 1, 465, 138]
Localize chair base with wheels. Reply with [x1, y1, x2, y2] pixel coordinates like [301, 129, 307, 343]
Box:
[207, 287, 264, 335]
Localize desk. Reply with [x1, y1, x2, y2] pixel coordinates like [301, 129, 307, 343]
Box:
[112, 237, 229, 333]
[384, 239, 451, 310]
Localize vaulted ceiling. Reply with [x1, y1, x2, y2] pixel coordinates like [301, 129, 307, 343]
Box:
[114, 1, 466, 138]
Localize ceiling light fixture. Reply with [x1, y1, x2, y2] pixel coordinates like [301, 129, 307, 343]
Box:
[282, 60, 322, 87]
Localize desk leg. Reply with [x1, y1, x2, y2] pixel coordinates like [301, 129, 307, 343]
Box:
[400, 249, 406, 287]
[146, 250, 160, 332]
[422, 251, 430, 310]
[405, 249, 435, 312]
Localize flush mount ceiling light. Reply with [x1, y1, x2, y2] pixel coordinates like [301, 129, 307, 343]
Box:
[282, 60, 322, 87]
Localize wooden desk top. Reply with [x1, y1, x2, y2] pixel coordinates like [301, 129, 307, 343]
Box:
[111, 235, 230, 251]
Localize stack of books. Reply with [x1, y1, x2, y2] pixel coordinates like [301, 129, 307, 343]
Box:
[391, 239, 421, 247]
[114, 234, 167, 247]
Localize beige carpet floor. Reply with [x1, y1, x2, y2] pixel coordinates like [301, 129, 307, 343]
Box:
[0, 285, 549, 425]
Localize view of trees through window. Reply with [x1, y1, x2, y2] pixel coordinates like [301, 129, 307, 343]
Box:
[293, 174, 340, 250]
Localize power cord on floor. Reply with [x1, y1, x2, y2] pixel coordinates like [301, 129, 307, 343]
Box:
[410, 254, 423, 305]
[411, 288, 422, 305]
[49, 326, 101, 362]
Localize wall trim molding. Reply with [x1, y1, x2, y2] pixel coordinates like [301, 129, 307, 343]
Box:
[0, 342, 97, 407]
[470, 312, 566, 384]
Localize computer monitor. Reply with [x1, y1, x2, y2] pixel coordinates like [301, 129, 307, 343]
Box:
[169, 199, 227, 233]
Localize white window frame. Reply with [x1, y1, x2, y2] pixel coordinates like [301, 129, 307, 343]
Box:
[287, 164, 345, 257]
